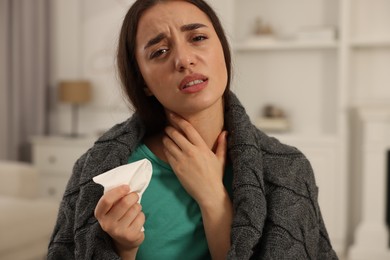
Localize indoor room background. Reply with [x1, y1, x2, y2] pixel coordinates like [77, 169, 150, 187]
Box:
[1, 0, 390, 259]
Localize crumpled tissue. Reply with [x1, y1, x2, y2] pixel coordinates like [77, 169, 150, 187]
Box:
[93, 159, 152, 231]
[93, 158, 152, 202]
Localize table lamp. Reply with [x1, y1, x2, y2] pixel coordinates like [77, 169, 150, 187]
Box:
[58, 80, 92, 137]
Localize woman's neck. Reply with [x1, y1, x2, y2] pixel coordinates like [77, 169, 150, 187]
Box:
[174, 106, 224, 151]
[144, 101, 224, 162]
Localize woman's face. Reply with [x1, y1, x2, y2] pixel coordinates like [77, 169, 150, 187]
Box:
[135, 1, 228, 117]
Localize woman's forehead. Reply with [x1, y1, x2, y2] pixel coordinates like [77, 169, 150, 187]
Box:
[136, 1, 212, 38]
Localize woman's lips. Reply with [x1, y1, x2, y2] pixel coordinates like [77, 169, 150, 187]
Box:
[179, 74, 208, 93]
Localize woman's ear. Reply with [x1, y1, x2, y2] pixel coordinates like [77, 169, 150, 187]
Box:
[143, 87, 153, 96]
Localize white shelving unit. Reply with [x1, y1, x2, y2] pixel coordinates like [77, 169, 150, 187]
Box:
[347, 1, 390, 260]
[232, 1, 346, 256]
[234, 38, 338, 51]
[210, 0, 390, 258]
[231, 0, 341, 136]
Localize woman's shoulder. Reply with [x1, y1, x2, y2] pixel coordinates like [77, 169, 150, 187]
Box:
[255, 129, 302, 157]
[64, 114, 146, 194]
[96, 113, 145, 144]
[87, 113, 146, 164]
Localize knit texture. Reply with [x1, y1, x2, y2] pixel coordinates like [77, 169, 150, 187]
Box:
[47, 92, 338, 259]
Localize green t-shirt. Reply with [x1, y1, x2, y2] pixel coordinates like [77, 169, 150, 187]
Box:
[128, 144, 232, 259]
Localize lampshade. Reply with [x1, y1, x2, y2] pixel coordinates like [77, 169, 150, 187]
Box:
[58, 80, 92, 104]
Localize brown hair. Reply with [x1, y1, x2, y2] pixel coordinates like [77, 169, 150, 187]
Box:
[117, 0, 231, 136]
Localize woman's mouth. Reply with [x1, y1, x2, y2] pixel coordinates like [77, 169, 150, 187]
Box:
[182, 79, 206, 89]
[179, 74, 208, 93]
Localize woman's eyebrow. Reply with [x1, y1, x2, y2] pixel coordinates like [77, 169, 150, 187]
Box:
[144, 33, 166, 50]
[180, 23, 207, 32]
[144, 23, 207, 50]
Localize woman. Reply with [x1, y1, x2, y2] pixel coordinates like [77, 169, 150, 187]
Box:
[48, 0, 338, 259]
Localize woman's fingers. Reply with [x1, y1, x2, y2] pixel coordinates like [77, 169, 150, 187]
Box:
[94, 185, 130, 219]
[118, 200, 142, 227]
[108, 192, 139, 222]
[129, 210, 146, 232]
[94, 185, 146, 252]
[215, 131, 228, 163]
[168, 113, 205, 147]
[121, 212, 146, 246]
[162, 131, 183, 160]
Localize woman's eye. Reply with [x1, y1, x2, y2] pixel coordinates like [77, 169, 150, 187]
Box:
[192, 35, 207, 42]
[150, 48, 169, 59]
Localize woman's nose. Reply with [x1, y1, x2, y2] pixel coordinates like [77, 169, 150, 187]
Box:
[174, 44, 196, 71]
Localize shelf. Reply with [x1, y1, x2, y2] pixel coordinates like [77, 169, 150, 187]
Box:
[351, 98, 390, 108]
[351, 38, 390, 48]
[268, 133, 338, 147]
[234, 38, 338, 51]
[31, 135, 97, 146]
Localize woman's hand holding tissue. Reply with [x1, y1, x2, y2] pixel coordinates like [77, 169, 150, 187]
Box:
[94, 185, 145, 260]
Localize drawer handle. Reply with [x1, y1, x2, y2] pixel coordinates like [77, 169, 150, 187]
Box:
[48, 156, 57, 164]
[48, 187, 57, 196]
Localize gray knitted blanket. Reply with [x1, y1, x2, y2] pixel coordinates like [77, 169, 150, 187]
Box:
[48, 92, 338, 259]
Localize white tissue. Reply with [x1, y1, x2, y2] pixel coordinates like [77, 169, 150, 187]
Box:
[93, 159, 152, 203]
[93, 159, 152, 232]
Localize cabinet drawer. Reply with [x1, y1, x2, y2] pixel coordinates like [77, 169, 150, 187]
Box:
[40, 175, 70, 201]
[34, 145, 87, 174]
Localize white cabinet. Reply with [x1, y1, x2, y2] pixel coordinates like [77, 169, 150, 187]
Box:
[31, 136, 95, 201]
